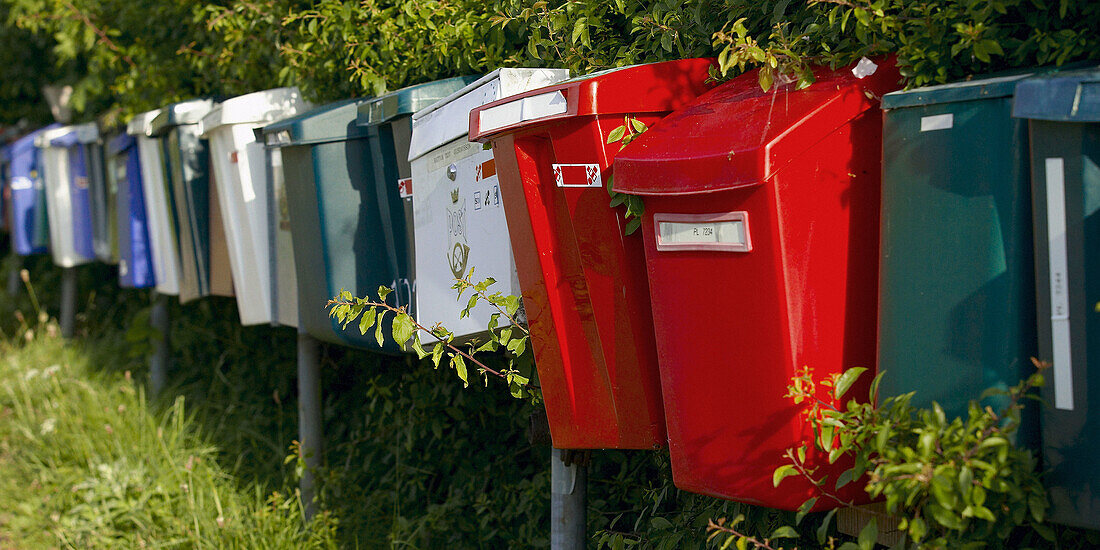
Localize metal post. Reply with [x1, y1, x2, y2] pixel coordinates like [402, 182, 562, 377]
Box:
[149, 291, 169, 396]
[551, 448, 587, 549]
[297, 330, 323, 521]
[59, 266, 77, 338]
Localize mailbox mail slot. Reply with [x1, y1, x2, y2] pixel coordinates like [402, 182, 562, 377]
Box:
[613, 59, 900, 509]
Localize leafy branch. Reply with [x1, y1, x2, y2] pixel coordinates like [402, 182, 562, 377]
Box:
[606, 115, 649, 235]
[327, 270, 538, 401]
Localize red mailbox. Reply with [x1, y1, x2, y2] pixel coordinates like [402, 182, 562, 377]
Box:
[612, 59, 899, 509]
[469, 59, 716, 449]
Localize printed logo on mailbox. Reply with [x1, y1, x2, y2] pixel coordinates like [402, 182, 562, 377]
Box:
[552, 163, 601, 188]
[446, 187, 470, 279]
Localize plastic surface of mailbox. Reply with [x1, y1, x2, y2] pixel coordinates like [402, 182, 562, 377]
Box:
[8, 124, 60, 256]
[201, 87, 310, 325]
[407, 68, 569, 340]
[150, 99, 220, 304]
[877, 72, 1042, 451]
[128, 109, 180, 296]
[613, 58, 900, 510]
[108, 133, 155, 288]
[1013, 68, 1100, 530]
[38, 124, 96, 268]
[468, 59, 716, 449]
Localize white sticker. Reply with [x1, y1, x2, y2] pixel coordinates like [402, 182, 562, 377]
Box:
[553, 163, 601, 188]
[1045, 157, 1074, 411]
[10, 176, 32, 190]
[851, 57, 878, 79]
[920, 114, 954, 132]
[654, 212, 752, 252]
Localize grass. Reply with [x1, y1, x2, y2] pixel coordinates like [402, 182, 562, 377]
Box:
[0, 314, 339, 548]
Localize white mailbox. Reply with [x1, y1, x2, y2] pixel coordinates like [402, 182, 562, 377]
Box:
[127, 109, 180, 296]
[408, 68, 568, 339]
[35, 125, 92, 268]
[199, 87, 310, 326]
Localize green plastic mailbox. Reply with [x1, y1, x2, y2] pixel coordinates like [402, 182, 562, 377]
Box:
[1013, 68, 1100, 530]
[262, 98, 386, 348]
[353, 76, 479, 319]
[877, 73, 1040, 444]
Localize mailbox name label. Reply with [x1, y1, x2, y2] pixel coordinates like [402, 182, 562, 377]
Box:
[654, 212, 751, 252]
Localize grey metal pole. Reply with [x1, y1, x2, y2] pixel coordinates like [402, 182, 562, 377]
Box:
[6, 257, 22, 296]
[297, 330, 323, 521]
[59, 266, 77, 338]
[149, 291, 169, 397]
[551, 448, 587, 549]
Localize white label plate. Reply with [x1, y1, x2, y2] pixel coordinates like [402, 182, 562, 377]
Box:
[654, 212, 752, 252]
[1045, 157, 1074, 410]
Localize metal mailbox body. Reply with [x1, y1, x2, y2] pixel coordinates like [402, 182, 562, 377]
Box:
[1, 145, 11, 235]
[149, 99, 224, 304]
[1013, 69, 1100, 530]
[39, 124, 96, 268]
[200, 88, 309, 325]
[107, 133, 155, 288]
[877, 74, 1041, 444]
[127, 109, 180, 296]
[353, 76, 480, 326]
[259, 142, 296, 327]
[8, 125, 58, 255]
[264, 97, 404, 350]
[86, 132, 118, 264]
[612, 60, 900, 509]
[407, 68, 569, 340]
[468, 59, 716, 449]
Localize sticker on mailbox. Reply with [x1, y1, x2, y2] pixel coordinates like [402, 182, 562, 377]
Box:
[553, 163, 601, 188]
[398, 177, 412, 199]
[654, 212, 751, 252]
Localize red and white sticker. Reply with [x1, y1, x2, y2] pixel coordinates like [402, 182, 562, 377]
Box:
[475, 158, 497, 181]
[553, 163, 601, 188]
[398, 177, 412, 198]
[230, 150, 239, 164]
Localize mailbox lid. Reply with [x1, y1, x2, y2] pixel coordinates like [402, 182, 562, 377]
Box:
[198, 88, 305, 137]
[357, 76, 481, 127]
[149, 99, 217, 137]
[614, 58, 900, 196]
[263, 97, 371, 147]
[125, 109, 161, 137]
[108, 133, 136, 156]
[1013, 67, 1100, 121]
[48, 122, 100, 148]
[470, 58, 716, 141]
[882, 72, 1033, 110]
[407, 68, 570, 162]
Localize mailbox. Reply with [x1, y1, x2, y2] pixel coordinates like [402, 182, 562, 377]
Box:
[262, 98, 373, 342]
[345, 77, 481, 327]
[37, 124, 96, 268]
[107, 133, 155, 288]
[407, 68, 569, 339]
[877, 72, 1046, 449]
[468, 59, 715, 449]
[85, 129, 118, 264]
[200, 88, 309, 325]
[1, 144, 10, 235]
[1013, 68, 1100, 530]
[7, 125, 58, 256]
[127, 109, 180, 296]
[149, 99, 231, 304]
[613, 59, 900, 509]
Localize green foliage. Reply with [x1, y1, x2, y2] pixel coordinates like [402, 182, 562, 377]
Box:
[710, 365, 1056, 549]
[328, 268, 539, 401]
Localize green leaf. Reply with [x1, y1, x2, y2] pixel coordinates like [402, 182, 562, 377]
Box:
[773, 464, 797, 487]
[358, 307, 377, 336]
[378, 286, 393, 301]
[629, 118, 648, 133]
[375, 312, 387, 347]
[431, 343, 445, 367]
[858, 518, 877, 550]
[392, 314, 416, 349]
[817, 508, 836, 544]
[835, 367, 867, 399]
[606, 125, 626, 144]
[770, 526, 798, 539]
[625, 217, 641, 235]
[758, 68, 774, 92]
[796, 497, 817, 525]
[453, 355, 469, 387]
[507, 337, 527, 357]
[411, 336, 429, 359]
